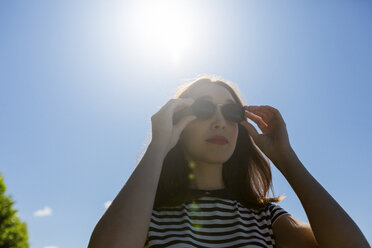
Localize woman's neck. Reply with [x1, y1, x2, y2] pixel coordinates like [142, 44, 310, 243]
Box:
[189, 160, 226, 190]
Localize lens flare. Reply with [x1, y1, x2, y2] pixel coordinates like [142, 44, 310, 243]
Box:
[189, 199, 202, 229]
[188, 161, 196, 169]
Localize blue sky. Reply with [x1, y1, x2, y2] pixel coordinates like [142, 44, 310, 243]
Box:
[1, 0, 371, 247]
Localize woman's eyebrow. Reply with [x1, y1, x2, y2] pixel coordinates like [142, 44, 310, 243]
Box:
[199, 95, 235, 103]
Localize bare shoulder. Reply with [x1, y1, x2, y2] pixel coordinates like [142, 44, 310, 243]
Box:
[273, 214, 318, 248]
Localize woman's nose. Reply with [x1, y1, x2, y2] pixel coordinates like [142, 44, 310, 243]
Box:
[212, 104, 226, 129]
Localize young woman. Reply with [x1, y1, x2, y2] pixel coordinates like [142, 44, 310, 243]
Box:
[88, 76, 369, 248]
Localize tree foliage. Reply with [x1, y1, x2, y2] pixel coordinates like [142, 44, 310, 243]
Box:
[0, 173, 29, 248]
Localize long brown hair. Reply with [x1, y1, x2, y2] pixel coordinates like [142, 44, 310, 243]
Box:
[153, 75, 283, 209]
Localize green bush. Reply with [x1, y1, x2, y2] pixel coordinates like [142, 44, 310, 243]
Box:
[0, 173, 29, 248]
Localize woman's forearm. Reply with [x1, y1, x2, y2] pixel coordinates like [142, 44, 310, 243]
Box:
[273, 149, 370, 248]
[88, 141, 167, 248]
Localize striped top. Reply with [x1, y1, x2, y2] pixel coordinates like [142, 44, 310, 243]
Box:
[145, 188, 289, 248]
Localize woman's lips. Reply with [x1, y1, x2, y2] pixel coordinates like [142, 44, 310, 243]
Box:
[206, 135, 229, 145]
[206, 140, 228, 145]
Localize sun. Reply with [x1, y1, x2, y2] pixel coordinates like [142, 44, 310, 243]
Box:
[128, 0, 198, 65]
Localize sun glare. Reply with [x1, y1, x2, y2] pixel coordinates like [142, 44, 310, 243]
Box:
[129, 0, 198, 65]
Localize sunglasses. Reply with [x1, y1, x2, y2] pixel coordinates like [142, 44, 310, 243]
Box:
[173, 98, 245, 124]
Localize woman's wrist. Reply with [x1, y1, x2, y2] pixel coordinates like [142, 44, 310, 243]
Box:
[270, 146, 299, 174]
[148, 140, 169, 161]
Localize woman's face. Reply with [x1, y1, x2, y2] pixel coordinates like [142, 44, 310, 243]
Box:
[180, 83, 239, 165]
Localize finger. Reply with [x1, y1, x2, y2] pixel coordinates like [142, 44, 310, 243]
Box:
[246, 105, 271, 115]
[169, 98, 195, 113]
[162, 98, 193, 112]
[260, 105, 278, 113]
[244, 111, 268, 130]
[257, 105, 283, 121]
[171, 98, 195, 124]
[258, 109, 276, 124]
[245, 105, 280, 125]
[253, 110, 272, 124]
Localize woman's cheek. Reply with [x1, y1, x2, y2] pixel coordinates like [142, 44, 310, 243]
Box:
[180, 126, 202, 152]
[229, 125, 239, 150]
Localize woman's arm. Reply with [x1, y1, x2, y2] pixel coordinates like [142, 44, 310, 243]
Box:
[273, 213, 318, 248]
[240, 105, 370, 248]
[272, 149, 370, 248]
[88, 141, 166, 248]
[88, 98, 196, 248]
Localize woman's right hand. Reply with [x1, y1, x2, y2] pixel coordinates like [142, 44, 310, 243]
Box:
[150, 98, 196, 156]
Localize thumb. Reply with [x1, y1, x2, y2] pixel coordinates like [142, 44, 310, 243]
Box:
[175, 115, 197, 133]
[240, 120, 259, 140]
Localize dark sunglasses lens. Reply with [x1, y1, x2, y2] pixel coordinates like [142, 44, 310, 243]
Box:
[192, 99, 215, 119]
[222, 104, 245, 122]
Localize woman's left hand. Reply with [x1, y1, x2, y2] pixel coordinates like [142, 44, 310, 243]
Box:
[240, 105, 293, 165]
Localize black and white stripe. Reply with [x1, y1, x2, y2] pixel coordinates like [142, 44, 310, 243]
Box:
[145, 191, 289, 248]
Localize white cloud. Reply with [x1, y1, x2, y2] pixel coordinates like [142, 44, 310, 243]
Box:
[44, 246, 58, 248]
[104, 201, 112, 209]
[33, 206, 52, 217]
